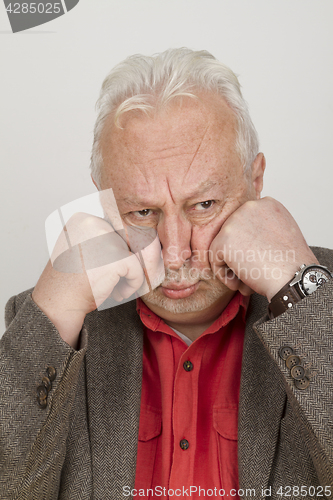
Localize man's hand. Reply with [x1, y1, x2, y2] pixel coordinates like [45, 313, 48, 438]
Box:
[209, 197, 319, 301]
[32, 213, 150, 349]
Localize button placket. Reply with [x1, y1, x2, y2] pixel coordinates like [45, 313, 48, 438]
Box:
[173, 353, 196, 458]
[170, 341, 205, 491]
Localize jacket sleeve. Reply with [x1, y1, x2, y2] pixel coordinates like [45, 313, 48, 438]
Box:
[253, 258, 333, 487]
[0, 289, 88, 500]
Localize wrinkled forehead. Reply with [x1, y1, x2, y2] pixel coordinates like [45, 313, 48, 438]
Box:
[99, 93, 241, 193]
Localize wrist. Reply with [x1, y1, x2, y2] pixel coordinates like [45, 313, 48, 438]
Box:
[265, 255, 320, 302]
[267, 263, 332, 319]
[31, 292, 86, 349]
[265, 265, 303, 302]
[48, 309, 85, 349]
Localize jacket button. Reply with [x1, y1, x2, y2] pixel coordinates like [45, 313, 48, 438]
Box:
[183, 361, 193, 372]
[37, 385, 48, 400]
[180, 439, 189, 450]
[295, 377, 310, 390]
[37, 397, 47, 409]
[291, 365, 305, 380]
[42, 376, 52, 392]
[285, 354, 301, 369]
[46, 366, 56, 382]
[279, 346, 294, 360]
[37, 385, 48, 408]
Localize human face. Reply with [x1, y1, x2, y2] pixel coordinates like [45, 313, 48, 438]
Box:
[99, 93, 256, 330]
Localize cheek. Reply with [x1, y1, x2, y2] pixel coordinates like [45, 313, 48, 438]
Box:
[191, 224, 221, 264]
[190, 200, 242, 262]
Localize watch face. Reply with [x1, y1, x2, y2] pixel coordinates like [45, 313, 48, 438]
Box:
[302, 267, 332, 295]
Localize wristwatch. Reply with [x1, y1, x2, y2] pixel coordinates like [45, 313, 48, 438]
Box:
[268, 264, 333, 319]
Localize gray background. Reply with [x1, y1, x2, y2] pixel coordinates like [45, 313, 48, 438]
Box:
[1, 0, 332, 336]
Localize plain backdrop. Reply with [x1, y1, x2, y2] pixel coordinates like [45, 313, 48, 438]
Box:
[1, 0, 333, 336]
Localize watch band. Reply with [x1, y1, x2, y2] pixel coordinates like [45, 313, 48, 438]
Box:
[268, 281, 303, 319]
[268, 263, 333, 319]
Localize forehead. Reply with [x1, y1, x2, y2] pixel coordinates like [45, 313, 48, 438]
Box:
[99, 92, 243, 200]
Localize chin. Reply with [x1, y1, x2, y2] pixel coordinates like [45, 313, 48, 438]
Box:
[142, 280, 229, 315]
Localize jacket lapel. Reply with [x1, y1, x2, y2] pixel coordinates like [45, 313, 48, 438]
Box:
[84, 300, 143, 499]
[238, 293, 286, 492]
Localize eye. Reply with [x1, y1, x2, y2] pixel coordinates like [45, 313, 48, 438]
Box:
[133, 209, 152, 217]
[193, 200, 215, 211]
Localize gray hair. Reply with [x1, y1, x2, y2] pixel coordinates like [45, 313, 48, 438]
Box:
[90, 48, 259, 186]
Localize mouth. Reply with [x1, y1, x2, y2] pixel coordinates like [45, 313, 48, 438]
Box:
[160, 281, 200, 299]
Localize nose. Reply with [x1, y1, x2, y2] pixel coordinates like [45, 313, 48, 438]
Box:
[158, 215, 192, 270]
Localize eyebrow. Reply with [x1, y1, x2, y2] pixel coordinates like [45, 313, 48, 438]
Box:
[119, 180, 219, 207]
[188, 180, 218, 197]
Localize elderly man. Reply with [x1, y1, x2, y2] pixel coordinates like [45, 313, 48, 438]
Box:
[1, 48, 333, 499]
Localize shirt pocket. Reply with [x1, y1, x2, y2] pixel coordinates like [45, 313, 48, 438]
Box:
[213, 406, 239, 491]
[135, 405, 162, 492]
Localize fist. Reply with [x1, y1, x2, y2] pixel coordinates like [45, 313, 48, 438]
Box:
[209, 197, 318, 301]
[32, 213, 164, 348]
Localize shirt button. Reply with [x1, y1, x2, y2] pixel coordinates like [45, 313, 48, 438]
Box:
[285, 354, 301, 369]
[295, 377, 310, 390]
[180, 439, 189, 450]
[291, 365, 305, 380]
[46, 366, 56, 382]
[279, 346, 294, 360]
[183, 361, 193, 372]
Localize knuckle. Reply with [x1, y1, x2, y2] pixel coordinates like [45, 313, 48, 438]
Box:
[243, 199, 257, 211]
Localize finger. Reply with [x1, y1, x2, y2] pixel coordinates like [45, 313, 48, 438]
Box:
[122, 255, 145, 290]
[214, 263, 254, 296]
[223, 273, 243, 292]
[238, 282, 254, 296]
[87, 266, 121, 307]
[211, 262, 229, 281]
[212, 264, 242, 291]
[108, 255, 145, 301]
[208, 244, 226, 269]
[86, 254, 144, 306]
[115, 279, 139, 299]
[52, 226, 130, 273]
[111, 287, 126, 302]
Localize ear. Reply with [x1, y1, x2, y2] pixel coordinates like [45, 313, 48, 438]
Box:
[251, 153, 266, 199]
[91, 174, 100, 190]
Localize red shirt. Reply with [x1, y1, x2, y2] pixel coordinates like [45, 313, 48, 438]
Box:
[135, 293, 248, 499]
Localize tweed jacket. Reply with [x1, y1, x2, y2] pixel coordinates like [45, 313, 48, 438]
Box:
[1, 246, 333, 500]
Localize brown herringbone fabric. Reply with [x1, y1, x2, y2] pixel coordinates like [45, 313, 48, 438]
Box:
[1, 246, 333, 499]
